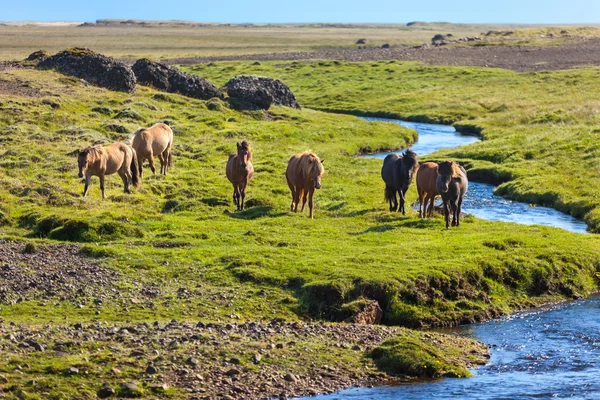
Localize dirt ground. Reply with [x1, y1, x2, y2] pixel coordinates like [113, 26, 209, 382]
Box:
[166, 38, 600, 72]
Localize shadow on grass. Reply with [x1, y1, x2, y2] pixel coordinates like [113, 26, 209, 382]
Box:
[351, 224, 398, 235]
[227, 206, 286, 220]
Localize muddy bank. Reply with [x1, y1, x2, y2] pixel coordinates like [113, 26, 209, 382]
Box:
[0, 319, 487, 399]
[165, 38, 600, 72]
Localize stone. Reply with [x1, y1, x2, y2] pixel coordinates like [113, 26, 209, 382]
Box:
[38, 48, 136, 93]
[223, 75, 300, 111]
[97, 384, 115, 398]
[132, 58, 223, 100]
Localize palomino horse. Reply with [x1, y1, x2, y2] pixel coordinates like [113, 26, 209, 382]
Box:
[226, 140, 254, 211]
[131, 123, 173, 177]
[436, 160, 468, 229]
[381, 150, 419, 215]
[416, 162, 440, 218]
[286, 151, 325, 219]
[77, 142, 140, 199]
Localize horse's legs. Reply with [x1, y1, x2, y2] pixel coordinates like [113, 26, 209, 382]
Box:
[99, 174, 106, 200]
[427, 194, 436, 218]
[293, 186, 302, 212]
[138, 155, 144, 178]
[417, 188, 425, 218]
[442, 199, 450, 229]
[82, 174, 91, 197]
[399, 188, 407, 215]
[161, 149, 170, 175]
[289, 186, 296, 212]
[308, 188, 315, 219]
[301, 191, 308, 212]
[118, 170, 130, 194]
[240, 181, 247, 211]
[148, 153, 156, 175]
[157, 153, 165, 176]
[232, 186, 239, 210]
[456, 196, 463, 227]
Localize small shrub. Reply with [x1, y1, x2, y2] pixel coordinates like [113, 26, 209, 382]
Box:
[92, 106, 112, 115]
[115, 108, 143, 121]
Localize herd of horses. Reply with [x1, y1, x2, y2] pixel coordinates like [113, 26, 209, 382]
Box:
[382, 149, 468, 229]
[77, 123, 467, 226]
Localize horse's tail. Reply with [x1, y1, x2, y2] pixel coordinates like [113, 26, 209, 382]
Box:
[384, 186, 393, 202]
[130, 147, 141, 188]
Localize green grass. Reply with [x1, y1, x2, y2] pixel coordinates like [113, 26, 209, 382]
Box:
[188, 61, 600, 233]
[1, 66, 599, 329]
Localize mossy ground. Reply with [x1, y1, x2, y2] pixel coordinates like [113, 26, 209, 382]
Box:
[0, 61, 599, 398]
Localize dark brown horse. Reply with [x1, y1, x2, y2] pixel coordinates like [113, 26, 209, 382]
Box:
[381, 150, 419, 214]
[416, 162, 439, 218]
[226, 140, 254, 211]
[436, 160, 468, 229]
[286, 151, 325, 219]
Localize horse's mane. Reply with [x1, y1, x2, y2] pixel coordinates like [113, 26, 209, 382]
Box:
[298, 151, 324, 177]
[439, 160, 462, 178]
[80, 145, 102, 159]
[402, 149, 419, 168]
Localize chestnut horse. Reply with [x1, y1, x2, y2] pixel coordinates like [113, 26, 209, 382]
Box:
[131, 123, 173, 177]
[286, 151, 325, 219]
[77, 142, 140, 199]
[381, 150, 419, 215]
[416, 162, 440, 218]
[226, 140, 254, 211]
[436, 160, 468, 229]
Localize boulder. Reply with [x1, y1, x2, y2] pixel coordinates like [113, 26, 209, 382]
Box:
[132, 58, 223, 100]
[356, 38, 366, 44]
[25, 50, 50, 63]
[224, 75, 300, 111]
[381, 43, 390, 49]
[38, 48, 136, 93]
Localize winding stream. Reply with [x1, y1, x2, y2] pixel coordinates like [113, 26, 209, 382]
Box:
[298, 296, 600, 400]
[361, 117, 588, 234]
[295, 117, 597, 399]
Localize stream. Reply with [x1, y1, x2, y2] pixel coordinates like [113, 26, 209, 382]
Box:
[295, 117, 598, 399]
[361, 117, 588, 234]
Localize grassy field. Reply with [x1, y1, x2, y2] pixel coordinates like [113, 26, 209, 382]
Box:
[188, 61, 600, 232]
[1, 55, 600, 396]
[1, 23, 599, 61]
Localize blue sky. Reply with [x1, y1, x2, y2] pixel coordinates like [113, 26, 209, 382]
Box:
[3, 0, 600, 24]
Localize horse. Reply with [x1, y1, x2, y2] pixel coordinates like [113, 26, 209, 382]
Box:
[77, 142, 140, 199]
[285, 151, 325, 219]
[131, 123, 173, 177]
[381, 149, 419, 215]
[416, 162, 440, 218]
[436, 160, 468, 229]
[226, 140, 254, 211]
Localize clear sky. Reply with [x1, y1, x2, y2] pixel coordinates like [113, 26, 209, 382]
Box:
[2, 0, 600, 24]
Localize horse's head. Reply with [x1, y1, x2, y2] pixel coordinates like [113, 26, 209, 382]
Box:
[436, 160, 461, 193]
[77, 147, 92, 178]
[309, 157, 325, 189]
[401, 150, 419, 183]
[236, 140, 252, 169]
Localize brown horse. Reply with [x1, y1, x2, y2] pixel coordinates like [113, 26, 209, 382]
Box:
[436, 160, 468, 229]
[77, 142, 140, 199]
[226, 140, 254, 211]
[131, 123, 173, 177]
[286, 151, 325, 219]
[416, 162, 440, 218]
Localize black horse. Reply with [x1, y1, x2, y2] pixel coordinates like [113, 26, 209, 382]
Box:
[436, 160, 468, 229]
[381, 150, 419, 214]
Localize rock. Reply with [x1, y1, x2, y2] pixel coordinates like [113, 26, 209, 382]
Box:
[64, 367, 79, 376]
[25, 50, 50, 63]
[0, 375, 8, 384]
[230, 357, 241, 365]
[186, 356, 199, 366]
[347, 299, 383, 325]
[121, 382, 143, 397]
[356, 39, 366, 44]
[381, 43, 390, 49]
[38, 48, 136, 93]
[223, 75, 300, 111]
[97, 384, 115, 398]
[132, 58, 223, 100]
[225, 368, 240, 376]
[145, 364, 158, 374]
[276, 343, 285, 349]
[284, 373, 297, 382]
[252, 354, 262, 364]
